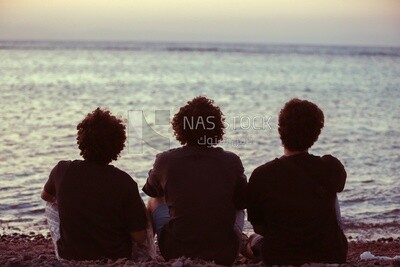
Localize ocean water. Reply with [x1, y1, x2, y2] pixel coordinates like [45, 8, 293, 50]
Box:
[0, 41, 399, 239]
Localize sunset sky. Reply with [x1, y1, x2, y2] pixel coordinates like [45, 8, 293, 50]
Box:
[0, 0, 399, 47]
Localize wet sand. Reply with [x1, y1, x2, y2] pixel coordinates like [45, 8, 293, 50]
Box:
[1, 233, 399, 266]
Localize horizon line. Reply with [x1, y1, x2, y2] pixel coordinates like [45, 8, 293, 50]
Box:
[1, 38, 399, 50]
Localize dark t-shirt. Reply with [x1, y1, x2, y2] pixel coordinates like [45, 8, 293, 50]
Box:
[247, 153, 347, 265]
[44, 160, 147, 260]
[142, 146, 247, 266]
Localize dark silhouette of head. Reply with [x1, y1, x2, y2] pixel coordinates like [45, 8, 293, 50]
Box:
[278, 98, 324, 151]
[77, 108, 126, 164]
[172, 96, 225, 147]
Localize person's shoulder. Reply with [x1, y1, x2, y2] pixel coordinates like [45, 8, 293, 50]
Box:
[109, 168, 142, 195]
[217, 147, 241, 161]
[311, 154, 345, 171]
[200, 148, 244, 176]
[248, 159, 281, 190]
[321, 154, 346, 177]
[320, 154, 344, 166]
[251, 158, 281, 179]
[52, 160, 73, 174]
[55, 159, 73, 167]
[111, 166, 131, 177]
[213, 148, 245, 170]
[155, 147, 183, 159]
[110, 166, 138, 186]
[60, 159, 86, 169]
[315, 154, 347, 191]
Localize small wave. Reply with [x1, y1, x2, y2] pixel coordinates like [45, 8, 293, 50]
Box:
[14, 172, 35, 178]
[381, 208, 400, 216]
[0, 218, 33, 223]
[0, 186, 22, 191]
[19, 208, 45, 215]
[341, 197, 367, 204]
[354, 51, 400, 57]
[343, 220, 400, 229]
[4, 202, 35, 210]
[167, 47, 220, 52]
[361, 179, 374, 184]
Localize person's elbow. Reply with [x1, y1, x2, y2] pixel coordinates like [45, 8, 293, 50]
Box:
[41, 190, 56, 202]
[130, 230, 147, 244]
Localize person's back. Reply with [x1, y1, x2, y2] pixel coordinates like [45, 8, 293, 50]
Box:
[42, 108, 148, 261]
[247, 99, 347, 265]
[146, 146, 244, 264]
[53, 160, 146, 260]
[143, 97, 247, 265]
[248, 153, 347, 264]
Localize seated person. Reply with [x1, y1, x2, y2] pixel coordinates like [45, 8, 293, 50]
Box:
[247, 98, 348, 265]
[143, 96, 247, 266]
[41, 108, 148, 261]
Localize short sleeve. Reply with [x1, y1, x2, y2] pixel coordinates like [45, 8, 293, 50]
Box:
[43, 160, 71, 197]
[142, 153, 165, 197]
[247, 169, 265, 225]
[123, 180, 148, 232]
[44, 163, 59, 196]
[321, 155, 347, 192]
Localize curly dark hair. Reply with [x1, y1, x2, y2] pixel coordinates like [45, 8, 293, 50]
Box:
[172, 96, 225, 146]
[278, 98, 324, 151]
[77, 108, 126, 164]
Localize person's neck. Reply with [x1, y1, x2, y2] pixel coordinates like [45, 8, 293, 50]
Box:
[284, 148, 308, 157]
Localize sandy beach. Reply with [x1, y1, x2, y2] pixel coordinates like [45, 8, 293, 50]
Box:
[1, 233, 399, 266]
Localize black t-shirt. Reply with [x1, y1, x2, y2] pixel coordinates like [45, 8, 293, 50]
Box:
[247, 153, 347, 265]
[143, 146, 247, 266]
[44, 160, 147, 260]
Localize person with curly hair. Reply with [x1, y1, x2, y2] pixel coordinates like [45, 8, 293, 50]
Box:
[142, 96, 247, 265]
[246, 98, 348, 265]
[41, 108, 148, 261]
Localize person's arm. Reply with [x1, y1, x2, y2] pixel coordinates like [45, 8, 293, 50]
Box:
[123, 179, 149, 243]
[247, 168, 267, 236]
[322, 155, 347, 192]
[41, 190, 56, 202]
[41, 163, 59, 202]
[130, 229, 147, 244]
[142, 153, 165, 197]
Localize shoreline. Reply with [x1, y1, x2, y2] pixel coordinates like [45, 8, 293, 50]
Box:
[3, 222, 400, 242]
[1, 233, 399, 266]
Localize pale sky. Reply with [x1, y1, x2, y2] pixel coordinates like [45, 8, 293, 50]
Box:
[0, 0, 399, 47]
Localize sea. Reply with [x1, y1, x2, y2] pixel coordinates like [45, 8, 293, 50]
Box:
[0, 41, 399, 240]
